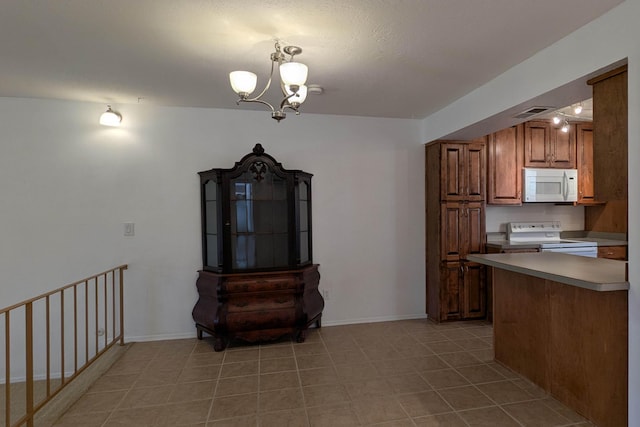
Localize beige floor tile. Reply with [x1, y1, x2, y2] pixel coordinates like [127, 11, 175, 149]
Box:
[457, 406, 521, 427]
[421, 369, 470, 389]
[440, 329, 477, 340]
[211, 393, 258, 420]
[413, 412, 467, 427]
[259, 345, 294, 360]
[386, 373, 432, 395]
[541, 397, 590, 423]
[322, 338, 360, 352]
[206, 414, 257, 426]
[502, 400, 572, 426]
[169, 380, 216, 402]
[352, 397, 408, 424]
[216, 375, 259, 397]
[146, 354, 190, 371]
[118, 385, 173, 408]
[219, 361, 259, 379]
[334, 362, 379, 382]
[53, 410, 111, 426]
[370, 419, 415, 427]
[328, 349, 367, 365]
[224, 348, 260, 363]
[88, 373, 139, 392]
[66, 390, 127, 414]
[298, 366, 339, 386]
[259, 387, 304, 412]
[467, 348, 494, 363]
[134, 368, 181, 388]
[179, 364, 222, 383]
[107, 357, 149, 375]
[103, 406, 162, 426]
[306, 403, 360, 427]
[293, 342, 327, 356]
[451, 338, 491, 351]
[188, 352, 226, 367]
[437, 351, 483, 368]
[372, 358, 416, 376]
[259, 408, 309, 427]
[396, 391, 452, 417]
[455, 364, 506, 384]
[296, 354, 333, 370]
[260, 371, 300, 391]
[437, 385, 494, 411]
[424, 341, 465, 354]
[344, 378, 391, 400]
[475, 380, 535, 404]
[412, 332, 449, 344]
[410, 355, 450, 372]
[361, 344, 403, 361]
[302, 383, 350, 407]
[260, 357, 297, 373]
[155, 399, 213, 425]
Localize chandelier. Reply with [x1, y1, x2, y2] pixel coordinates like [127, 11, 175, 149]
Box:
[229, 42, 309, 122]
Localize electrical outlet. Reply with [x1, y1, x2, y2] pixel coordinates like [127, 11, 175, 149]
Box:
[322, 289, 330, 300]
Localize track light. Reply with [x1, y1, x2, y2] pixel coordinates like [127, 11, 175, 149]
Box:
[552, 116, 561, 125]
[561, 119, 570, 133]
[573, 103, 583, 115]
[99, 105, 122, 127]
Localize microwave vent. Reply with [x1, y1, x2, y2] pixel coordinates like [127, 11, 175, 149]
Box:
[513, 106, 555, 119]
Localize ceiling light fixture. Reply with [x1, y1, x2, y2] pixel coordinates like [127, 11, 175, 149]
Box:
[229, 42, 309, 122]
[552, 115, 561, 125]
[99, 105, 122, 127]
[561, 119, 570, 133]
[573, 103, 583, 115]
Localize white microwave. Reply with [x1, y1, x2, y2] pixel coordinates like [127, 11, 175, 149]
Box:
[523, 168, 578, 202]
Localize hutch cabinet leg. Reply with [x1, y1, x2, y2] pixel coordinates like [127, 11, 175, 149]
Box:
[196, 326, 203, 340]
[296, 329, 307, 343]
[213, 337, 227, 352]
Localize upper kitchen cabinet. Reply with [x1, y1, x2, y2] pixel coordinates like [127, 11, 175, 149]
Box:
[440, 141, 486, 201]
[487, 124, 524, 205]
[524, 120, 576, 169]
[576, 122, 596, 204]
[588, 65, 627, 201]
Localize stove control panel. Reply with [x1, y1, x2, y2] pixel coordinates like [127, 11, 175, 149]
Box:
[507, 221, 563, 241]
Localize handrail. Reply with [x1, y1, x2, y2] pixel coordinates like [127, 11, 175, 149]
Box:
[1, 264, 128, 427]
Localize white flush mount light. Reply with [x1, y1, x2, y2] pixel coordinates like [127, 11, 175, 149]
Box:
[229, 42, 312, 122]
[99, 105, 122, 127]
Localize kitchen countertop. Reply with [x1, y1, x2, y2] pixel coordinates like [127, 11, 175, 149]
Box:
[467, 252, 629, 292]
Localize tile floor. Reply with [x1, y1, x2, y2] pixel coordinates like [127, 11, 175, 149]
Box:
[53, 320, 595, 426]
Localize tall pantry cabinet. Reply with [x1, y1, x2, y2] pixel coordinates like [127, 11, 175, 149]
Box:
[426, 140, 487, 322]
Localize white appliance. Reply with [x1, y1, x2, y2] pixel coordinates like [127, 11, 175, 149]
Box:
[523, 168, 578, 203]
[507, 221, 597, 257]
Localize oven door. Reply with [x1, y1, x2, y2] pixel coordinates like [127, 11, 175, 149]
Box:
[540, 246, 597, 258]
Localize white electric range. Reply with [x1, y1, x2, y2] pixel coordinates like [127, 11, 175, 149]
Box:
[506, 221, 597, 258]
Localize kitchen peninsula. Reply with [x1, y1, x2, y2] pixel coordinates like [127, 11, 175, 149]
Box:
[468, 252, 628, 427]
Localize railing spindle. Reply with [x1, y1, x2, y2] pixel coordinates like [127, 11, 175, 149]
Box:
[94, 277, 99, 353]
[5, 312, 10, 427]
[46, 295, 50, 397]
[73, 286, 78, 374]
[60, 290, 65, 386]
[119, 267, 125, 345]
[25, 302, 34, 427]
[103, 273, 108, 348]
[84, 280, 89, 364]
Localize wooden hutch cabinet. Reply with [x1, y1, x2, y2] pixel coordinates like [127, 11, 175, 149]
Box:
[426, 140, 487, 322]
[192, 144, 324, 351]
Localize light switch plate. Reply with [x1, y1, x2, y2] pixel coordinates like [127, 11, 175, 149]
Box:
[124, 222, 135, 237]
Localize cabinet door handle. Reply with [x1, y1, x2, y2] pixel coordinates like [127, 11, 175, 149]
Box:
[460, 265, 464, 275]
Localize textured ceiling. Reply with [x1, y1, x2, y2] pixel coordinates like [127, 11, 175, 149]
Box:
[0, 0, 623, 119]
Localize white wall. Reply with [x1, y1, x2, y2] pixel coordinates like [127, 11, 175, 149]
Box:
[421, 0, 639, 424]
[0, 98, 425, 344]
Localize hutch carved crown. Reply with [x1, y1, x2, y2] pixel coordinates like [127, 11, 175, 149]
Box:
[192, 144, 323, 350]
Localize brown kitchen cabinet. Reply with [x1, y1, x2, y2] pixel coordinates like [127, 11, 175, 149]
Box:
[440, 141, 486, 202]
[588, 65, 627, 202]
[576, 122, 597, 204]
[584, 66, 628, 234]
[426, 140, 487, 322]
[597, 245, 627, 260]
[524, 120, 576, 169]
[487, 124, 524, 205]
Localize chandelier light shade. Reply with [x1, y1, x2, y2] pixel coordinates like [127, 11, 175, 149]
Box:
[229, 71, 257, 96]
[229, 42, 311, 122]
[99, 105, 122, 127]
[279, 62, 308, 86]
